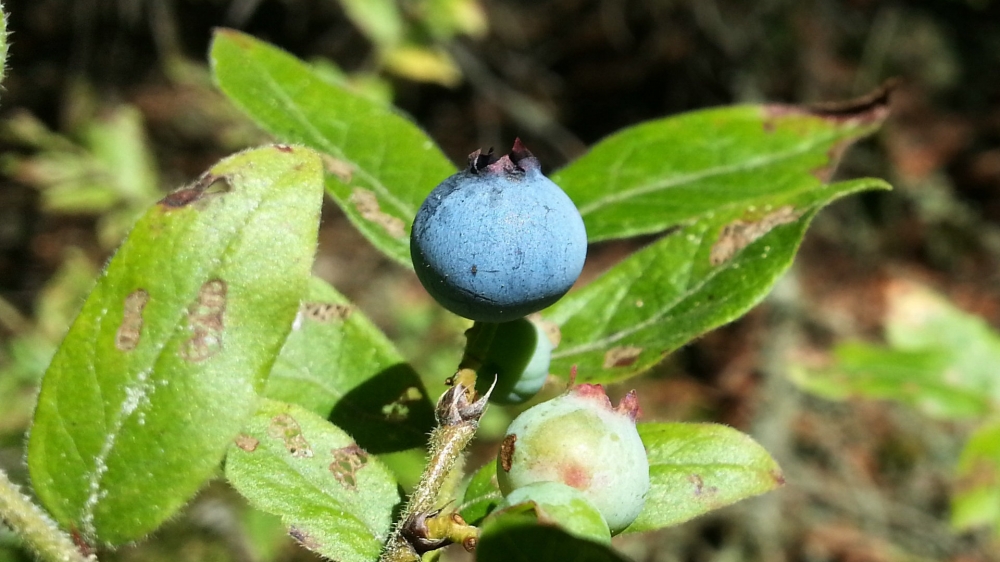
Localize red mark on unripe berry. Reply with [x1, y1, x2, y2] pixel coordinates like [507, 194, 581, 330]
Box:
[559, 463, 592, 489]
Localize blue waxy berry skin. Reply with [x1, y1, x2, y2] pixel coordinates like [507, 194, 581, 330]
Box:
[410, 140, 587, 323]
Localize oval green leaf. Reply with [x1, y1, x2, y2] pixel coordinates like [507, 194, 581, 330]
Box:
[265, 276, 436, 453]
[545, 177, 889, 383]
[225, 399, 400, 562]
[27, 145, 324, 544]
[553, 98, 889, 243]
[210, 29, 456, 266]
[623, 422, 783, 534]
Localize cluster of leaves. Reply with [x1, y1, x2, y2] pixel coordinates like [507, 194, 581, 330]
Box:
[790, 279, 1000, 536]
[20, 28, 889, 562]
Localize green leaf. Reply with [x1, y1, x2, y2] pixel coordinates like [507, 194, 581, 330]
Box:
[336, 0, 404, 48]
[884, 281, 1000, 407]
[225, 399, 400, 562]
[789, 281, 1000, 420]
[624, 423, 783, 533]
[952, 419, 1000, 532]
[476, 504, 629, 562]
[788, 342, 989, 420]
[546, 177, 890, 383]
[210, 30, 456, 266]
[553, 102, 888, 243]
[265, 276, 436, 453]
[27, 145, 324, 544]
[459, 461, 502, 525]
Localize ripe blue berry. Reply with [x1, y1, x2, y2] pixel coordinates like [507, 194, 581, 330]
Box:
[477, 317, 552, 405]
[497, 481, 611, 544]
[496, 384, 649, 533]
[410, 140, 587, 323]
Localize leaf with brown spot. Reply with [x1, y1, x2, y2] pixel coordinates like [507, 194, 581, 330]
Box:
[180, 279, 227, 362]
[301, 301, 352, 323]
[321, 155, 354, 184]
[709, 206, 801, 266]
[27, 145, 324, 544]
[267, 414, 314, 458]
[266, 277, 435, 458]
[546, 177, 889, 384]
[234, 434, 259, 452]
[349, 187, 407, 238]
[328, 445, 369, 490]
[623, 423, 783, 533]
[160, 175, 231, 208]
[114, 289, 149, 351]
[544, 90, 890, 384]
[602, 346, 643, 369]
[226, 399, 399, 562]
[212, 30, 455, 265]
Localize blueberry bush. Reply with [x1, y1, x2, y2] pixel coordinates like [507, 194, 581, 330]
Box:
[0, 24, 894, 562]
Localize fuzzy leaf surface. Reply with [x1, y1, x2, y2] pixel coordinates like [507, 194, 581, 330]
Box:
[226, 399, 399, 562]
[265, 276, 435, 453]
[624, 423, 783, 533]
[210, 29, 455, 266]
[27, 145, 323, 544]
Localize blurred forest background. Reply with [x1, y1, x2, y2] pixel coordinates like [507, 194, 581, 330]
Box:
[2, 1, 1000, 561]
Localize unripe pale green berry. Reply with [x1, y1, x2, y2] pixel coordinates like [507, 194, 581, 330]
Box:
[496, 384, 649, 533]
[477, 318, 552, 405]
[498, 481, 611, 544]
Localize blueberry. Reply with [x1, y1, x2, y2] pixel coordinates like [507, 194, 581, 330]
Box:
[477, 317, 552, 405]
[496, 384, 649, 534]
[410, 140, 587, 323]
[497, 481, 611, 544]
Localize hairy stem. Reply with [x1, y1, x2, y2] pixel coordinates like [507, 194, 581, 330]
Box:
[379, 322, 498, 562]
[0, 469, 94, 562]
